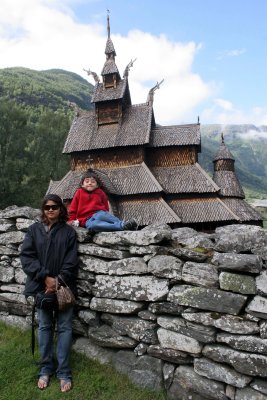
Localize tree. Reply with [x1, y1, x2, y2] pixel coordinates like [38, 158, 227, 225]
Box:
[0, 99, 71, 208]
[24, 109, 71, 206]
[0, 98, 28, 208]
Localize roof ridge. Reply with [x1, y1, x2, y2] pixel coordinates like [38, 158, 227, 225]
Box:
[195, 162, 220, 192]
[141, 162, 164, 191]
[153, 123, 199, 130]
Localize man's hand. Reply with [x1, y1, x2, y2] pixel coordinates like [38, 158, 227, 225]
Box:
[45, 276, 56, 293]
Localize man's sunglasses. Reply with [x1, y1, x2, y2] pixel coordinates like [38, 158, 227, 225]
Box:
[44, 205, 60, 211]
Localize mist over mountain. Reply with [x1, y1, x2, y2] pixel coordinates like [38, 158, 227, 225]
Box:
[0, 67, 266, 208]
[199, 124, 267, 198]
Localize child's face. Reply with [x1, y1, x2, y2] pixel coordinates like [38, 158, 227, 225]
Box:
[82, 177, 98, 192]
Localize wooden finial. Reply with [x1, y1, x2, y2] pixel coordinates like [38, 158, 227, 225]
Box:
[68, 101, 80, 116]
[83, 68, 100, 84]
[123, 58, 137, 78]
[147, 79, 164, 105]
[107, 9, 110, 39]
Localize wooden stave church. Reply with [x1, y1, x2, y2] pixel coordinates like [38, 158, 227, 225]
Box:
[47, 17, 263, 231]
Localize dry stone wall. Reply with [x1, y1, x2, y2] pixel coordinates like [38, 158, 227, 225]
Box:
[1, 205, 267, 400]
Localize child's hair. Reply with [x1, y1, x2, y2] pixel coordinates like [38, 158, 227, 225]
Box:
[80, 169, 101, 187]
[41, 194, 68, 223]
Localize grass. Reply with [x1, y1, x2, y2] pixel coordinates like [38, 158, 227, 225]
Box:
[0, 322, 166, 400]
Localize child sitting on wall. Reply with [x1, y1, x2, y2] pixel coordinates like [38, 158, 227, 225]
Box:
[68, 170, 137, 232]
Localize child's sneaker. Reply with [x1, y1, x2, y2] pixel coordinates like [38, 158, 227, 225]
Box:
[123, 219, 138, 231]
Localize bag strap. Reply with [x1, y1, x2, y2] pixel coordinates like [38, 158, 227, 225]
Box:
[31, 301, 36, 357]
[31, 299, 40, 366]
[58, 274, 70, 288]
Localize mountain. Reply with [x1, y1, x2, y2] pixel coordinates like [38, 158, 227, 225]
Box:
[0, 67, 93, 209]
[199, 124, 267, 199]
[0, 67, 93, 111]
[0, 67, 266, 208]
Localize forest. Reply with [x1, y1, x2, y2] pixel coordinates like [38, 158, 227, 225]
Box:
[0, 67, 93, 209]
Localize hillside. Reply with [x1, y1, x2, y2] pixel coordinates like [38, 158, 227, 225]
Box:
[0, 67, 93, 208]
[0, 67, 266, 208]
[0, 67, 93, 111]
[199, 124, 267, 199]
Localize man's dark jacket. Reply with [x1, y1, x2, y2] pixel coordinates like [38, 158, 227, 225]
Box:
[20, 221, 79, 297]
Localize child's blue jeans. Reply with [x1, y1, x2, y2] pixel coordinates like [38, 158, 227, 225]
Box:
[85, 210, 124, 232]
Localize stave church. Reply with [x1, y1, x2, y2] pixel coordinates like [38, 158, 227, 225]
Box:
[47, 16, 262, 230]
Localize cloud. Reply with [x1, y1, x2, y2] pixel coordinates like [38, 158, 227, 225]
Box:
[202, 98, 267, 126]
[0, 1, 265, 127]
[214, 98, 233, 111]
[0, 0, 213, 124]
[217, 48, 246, 60]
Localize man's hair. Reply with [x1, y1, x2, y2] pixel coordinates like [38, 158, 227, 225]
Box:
[80, 169, 100, 186]
[41, 194, 68, 223]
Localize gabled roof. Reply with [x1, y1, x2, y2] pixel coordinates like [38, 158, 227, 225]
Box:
[63, 103, 153, 153]
[213, 170, 245, 198]
[151, 163, 219, 194]
[91, 79, 127, 102]
[168, 197, 240, 223]
[149, 124, 200, 147]
[117, 197, 181, 225]
[95, 163, 163, 195]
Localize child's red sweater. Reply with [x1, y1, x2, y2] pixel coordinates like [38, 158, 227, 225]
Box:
[68, 187, 109, 227]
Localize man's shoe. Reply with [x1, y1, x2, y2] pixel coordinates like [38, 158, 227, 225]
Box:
[123, 219, 138, 231]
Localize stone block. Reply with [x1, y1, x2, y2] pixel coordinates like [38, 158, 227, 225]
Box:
[168, 285, 247, 315]
[219, 272, 256, 294]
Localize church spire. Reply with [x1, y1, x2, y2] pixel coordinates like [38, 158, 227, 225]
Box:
[101, 10, 120, 86]
[107, 9, 110, 39]
[213, 132, 235, 162]
[212, 133, 245, 198]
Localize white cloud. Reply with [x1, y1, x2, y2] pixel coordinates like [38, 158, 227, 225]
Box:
[217, 48, 246, 60]
[1, 1, 265, 127]
[214, 98, 233, 111]
[0, 0, 213, 124]
[202, 98, 267, 126]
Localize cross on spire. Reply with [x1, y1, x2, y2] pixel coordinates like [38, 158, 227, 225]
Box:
[86, 154, 94, 167]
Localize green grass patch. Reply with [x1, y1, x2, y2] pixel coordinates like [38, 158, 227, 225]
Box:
[0, 322, 166, 400]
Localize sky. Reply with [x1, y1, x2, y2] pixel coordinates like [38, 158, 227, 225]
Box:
[0, 0, 267, 127]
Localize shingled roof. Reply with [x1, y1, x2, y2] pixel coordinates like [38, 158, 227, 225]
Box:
[151, 163, 219, 194]
[46, 170, 118, 200]
[213, 170, 245, 198]
[95, 163, 163, 195]
[116, 197, 181, 225]
[46, 171, 82, 200]
[105, 37, 116, 55]
[91, 79, 127, 102]
[168, 197, 240, 223]
[222, 198, 263, 221]
[150, 124, 201, 147]
[101, 58, 120, 76]
[63, 103, 153, 153]
[213, 139, 235, 162]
